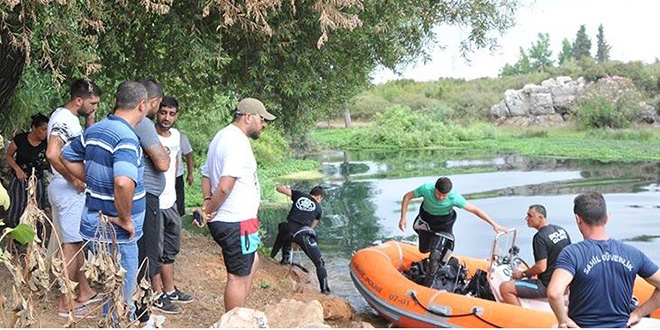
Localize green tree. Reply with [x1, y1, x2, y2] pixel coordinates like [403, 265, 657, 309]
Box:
[528, 32, 553, 72]
[499, 47, 532, 76]
[596, 24, 611, 63]
[1, 0, 522, 138]
[572, 24, 592, 60]
[558, 38, 573, 65]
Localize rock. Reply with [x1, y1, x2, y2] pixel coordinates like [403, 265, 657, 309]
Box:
[528, 93, 554, 115]
[321, 297, 353, 322]
[503, 89, 528, 116]
[213, 307, 268, 328]
[349, 321, 375, 328]
[490, 76, 585, 126]
[265, 299, 327, 328]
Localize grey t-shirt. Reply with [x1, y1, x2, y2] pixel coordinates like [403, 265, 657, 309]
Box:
[134, 117, 165, 195]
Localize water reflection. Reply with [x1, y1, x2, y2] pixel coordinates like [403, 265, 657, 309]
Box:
[259, 150, 660, 314]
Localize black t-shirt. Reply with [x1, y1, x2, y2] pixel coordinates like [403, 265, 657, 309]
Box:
[533, 223, 572, 286]
[286, 190, 322, 227]
[12, 132, 47, 179]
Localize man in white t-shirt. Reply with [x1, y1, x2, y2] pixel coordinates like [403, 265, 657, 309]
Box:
[199, 97, 275, 312]
[154, 96, 194, 312]
[45, 79, 102, 318]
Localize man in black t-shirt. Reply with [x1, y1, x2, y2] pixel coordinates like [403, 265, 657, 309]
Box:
[270, 185, 330, 294]
[500, 204, 572, 305]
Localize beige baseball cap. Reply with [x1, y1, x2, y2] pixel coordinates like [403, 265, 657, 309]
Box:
[236, 98, 276, 121]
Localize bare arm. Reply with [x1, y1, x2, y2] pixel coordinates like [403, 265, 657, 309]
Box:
[276, 185, 292, 197]
[111, 175, 136, 239]
[398, 191, 416, 231]
[548, 269, 577, 328]
[184, 152, 195, 185]
[514, 258, 547, 279]
[84, 111, 96, 128]
[311, 218, 319, 229]
[4, 141, 26, 181]
[629, 270, 660, 326]
[463, 202, 508, 233]
[61, 156, 86, 182]
[46, 136, 85, 192]
[143, 144, 170, 172]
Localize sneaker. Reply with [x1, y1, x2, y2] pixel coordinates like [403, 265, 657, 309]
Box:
[141, 314, 166, 328]
[165, 287, 194, 304]
[153, 294, 182, 314]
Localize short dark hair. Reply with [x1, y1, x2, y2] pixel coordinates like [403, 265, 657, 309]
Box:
[115, 81, 148, 111]
[435, 177, 452, 194]
[31, 113, 49, 128]
[160, 96, 179, 109]
[529, 204, 547, 218]
[138, 78, 163, 99]
[70, 79, 101, 100]
[310, 185, 325, 198]
[573, 192, 607, 225]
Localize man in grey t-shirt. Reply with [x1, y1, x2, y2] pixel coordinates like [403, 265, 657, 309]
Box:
[133, 79, 178, 320]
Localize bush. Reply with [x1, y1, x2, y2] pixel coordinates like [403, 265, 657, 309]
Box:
[575, 76, 645, 129]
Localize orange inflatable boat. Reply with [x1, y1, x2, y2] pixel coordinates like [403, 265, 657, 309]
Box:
[349, 231, 660, 328]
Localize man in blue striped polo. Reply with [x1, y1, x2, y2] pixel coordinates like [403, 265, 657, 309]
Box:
[62, 81, 148, 320]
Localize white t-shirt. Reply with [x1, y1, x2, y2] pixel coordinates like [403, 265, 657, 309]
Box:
[203, 124, 259, 223]
[47, 107, 83, 179]
[157, 128, 181, 209]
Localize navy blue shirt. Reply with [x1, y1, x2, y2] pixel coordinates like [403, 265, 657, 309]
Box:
[555, 239, 659, 328]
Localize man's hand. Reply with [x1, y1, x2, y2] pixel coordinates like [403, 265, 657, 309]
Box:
[73, 178, 86, 193]
[108, 216, 136, 239]
[187, 173, 194, 186]
[15, 168, 26, 182]
[398, 217, 407, 232]
[558, 318, 579, 328]
[493, 224, 509, 233]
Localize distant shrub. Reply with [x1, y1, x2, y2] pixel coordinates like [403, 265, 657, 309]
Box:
[590, 128, 653, 141]
[351, 93, 393, 119]
[575, 76, 645, 129]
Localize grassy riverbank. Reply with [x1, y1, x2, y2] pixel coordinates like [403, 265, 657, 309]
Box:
[311, 124, 660, 162]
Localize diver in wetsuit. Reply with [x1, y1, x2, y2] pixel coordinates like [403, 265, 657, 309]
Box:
[271, 185, 330, 294]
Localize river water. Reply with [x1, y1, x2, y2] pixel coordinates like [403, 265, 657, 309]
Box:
[258, 150, 660, 316]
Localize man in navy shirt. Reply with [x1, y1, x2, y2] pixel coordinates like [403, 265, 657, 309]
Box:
[548, 192, 660, 328]
[270, 185, 329, 294]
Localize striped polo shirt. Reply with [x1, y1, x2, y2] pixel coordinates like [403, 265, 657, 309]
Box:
[62, 114, 145, 243]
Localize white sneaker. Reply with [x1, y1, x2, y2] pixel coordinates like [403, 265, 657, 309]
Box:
[142, 314, 166, 328]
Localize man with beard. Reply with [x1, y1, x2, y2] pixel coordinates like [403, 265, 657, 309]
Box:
[153, 96, 194, 311]
[46, 78, 102, 318]
[198, 97, 275, 311]
[133, 79, 175, 320]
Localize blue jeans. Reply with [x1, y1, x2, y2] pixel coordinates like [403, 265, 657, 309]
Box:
[89, 240, 138, 322]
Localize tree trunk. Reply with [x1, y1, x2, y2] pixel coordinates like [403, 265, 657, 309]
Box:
[343, 110, 352, 128]
[0, 30, 26, 116]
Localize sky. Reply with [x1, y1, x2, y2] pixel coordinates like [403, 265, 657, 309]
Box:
[372, 0, 660, 83]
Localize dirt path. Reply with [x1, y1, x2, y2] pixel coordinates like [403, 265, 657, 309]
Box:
[0, 230, 381, 328]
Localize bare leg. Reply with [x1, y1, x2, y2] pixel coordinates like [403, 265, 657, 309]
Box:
[160, 263, 175, 293]
[152, 272, 163, 295]
[499, 281, 521, 306]
[224, 254, 259, 311]
[58, 242, 95, 312]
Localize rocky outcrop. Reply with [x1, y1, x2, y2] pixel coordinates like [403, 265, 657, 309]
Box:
[212, 298, 361, 328]
[490, 76, 585, 127]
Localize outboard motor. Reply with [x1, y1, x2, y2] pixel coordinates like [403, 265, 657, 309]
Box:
[423, 232, 455, 287]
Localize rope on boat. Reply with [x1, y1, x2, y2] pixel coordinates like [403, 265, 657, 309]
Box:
[409, 291, 502, 328]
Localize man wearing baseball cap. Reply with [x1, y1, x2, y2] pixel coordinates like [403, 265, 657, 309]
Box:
[198, 97, 274, 311]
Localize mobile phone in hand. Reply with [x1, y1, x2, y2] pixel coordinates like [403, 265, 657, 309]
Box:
[193, 210, 204, 227]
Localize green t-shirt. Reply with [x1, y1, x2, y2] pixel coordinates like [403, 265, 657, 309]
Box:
[413, 183, 467, 216]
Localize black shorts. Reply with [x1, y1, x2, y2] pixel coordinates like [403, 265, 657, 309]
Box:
[208, 218, 260, 276]
[515, 279, 547, 299]
[137, 193, 164, 281]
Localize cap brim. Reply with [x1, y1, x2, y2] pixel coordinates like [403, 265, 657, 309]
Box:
[262, 111, 276, 121]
